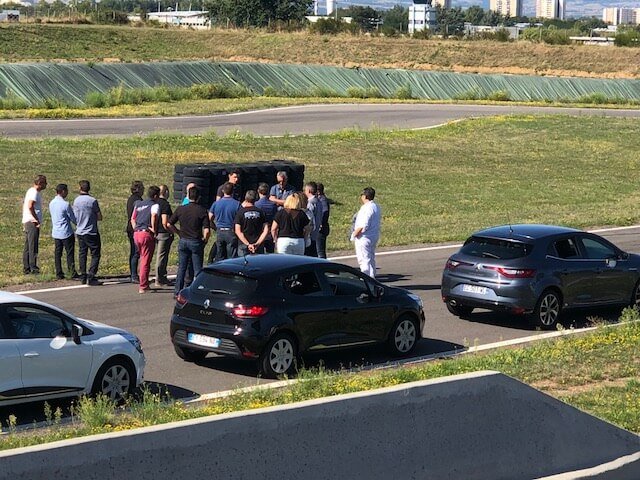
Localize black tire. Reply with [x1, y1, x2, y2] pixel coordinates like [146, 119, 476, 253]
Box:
[91, 357, 136, 402]
[630, 280, 640, 308]
[530, 289, 562, 330]
[260, 333, 298, 379]
[174, 344, 208, 362]
[387, 315, 419, 356]
[446, 303, 474, 317]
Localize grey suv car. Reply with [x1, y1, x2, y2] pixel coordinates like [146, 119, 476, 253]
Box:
[441, 224, 640, 329]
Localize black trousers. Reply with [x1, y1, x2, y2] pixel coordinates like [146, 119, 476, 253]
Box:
[77, 233, 101, 279]
[54, 235, 77, 278]
[23, 221, 40, 274]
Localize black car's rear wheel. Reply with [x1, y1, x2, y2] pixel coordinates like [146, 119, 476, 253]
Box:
[387, 315, 419, 356]
[446, 303, 474, 318]
[260, 334, 298, 379]
[174, 344, 208, 362]
[530, 290, 562, 330]
[630, 280, 640, 308]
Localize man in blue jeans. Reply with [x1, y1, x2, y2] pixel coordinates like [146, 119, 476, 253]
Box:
[209, 182, 240, 263]
[167, 186, 211, 296]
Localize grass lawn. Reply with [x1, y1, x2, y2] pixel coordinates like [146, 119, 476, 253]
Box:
[2, 114, 640, 286]
[1, 25, 639, 79]
[2, 311, 639, 450]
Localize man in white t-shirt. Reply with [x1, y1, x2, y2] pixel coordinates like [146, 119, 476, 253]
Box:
[22, 174, 48, 275]
[351, 187, 381, 278]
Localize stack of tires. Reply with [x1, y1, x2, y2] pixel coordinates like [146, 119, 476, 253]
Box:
[173, 160, 305, 206]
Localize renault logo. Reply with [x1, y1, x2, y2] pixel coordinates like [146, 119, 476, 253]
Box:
[203, 299, 210, 309]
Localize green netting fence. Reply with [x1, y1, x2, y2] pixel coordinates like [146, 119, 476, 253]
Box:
[0, 61, 639, 106]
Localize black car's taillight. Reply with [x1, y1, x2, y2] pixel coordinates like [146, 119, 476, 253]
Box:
[232, 305, 269, 318]
[175, 291, 188, 307]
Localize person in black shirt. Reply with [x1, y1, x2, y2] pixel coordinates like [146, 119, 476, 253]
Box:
[167, 187, 211, 295]
[154, 184, 174, 287]
[234, 190, 269, 256]
[126, 180, 144, 283]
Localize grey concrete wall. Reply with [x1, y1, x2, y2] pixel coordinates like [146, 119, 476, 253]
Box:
[1, 371, 639, 480]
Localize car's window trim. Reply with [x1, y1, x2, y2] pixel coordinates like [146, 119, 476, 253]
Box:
[3, 302, 75, 339]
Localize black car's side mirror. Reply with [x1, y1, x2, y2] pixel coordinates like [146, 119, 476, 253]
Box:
[374, 285, 385, 298]
[357, 292, 370, 304]
[619, 252, 630, 260]
[72, 324, 83, 345]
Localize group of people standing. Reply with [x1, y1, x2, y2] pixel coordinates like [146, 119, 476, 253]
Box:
[168, 169, 332, 296]
[22, 175, 102, 285]
[22, 169, 382, 292]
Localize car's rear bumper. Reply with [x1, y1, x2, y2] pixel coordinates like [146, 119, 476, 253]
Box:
[170, 314, 264, 358]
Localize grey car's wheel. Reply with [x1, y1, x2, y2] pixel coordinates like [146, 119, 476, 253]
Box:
[388, 315, 419, 356]
[446, 303, 474, 318]
[174, 344, 208, 362]
[261, 334, 297, 379]
[531, 290, 561, 330]
[91, 358, 135, 402]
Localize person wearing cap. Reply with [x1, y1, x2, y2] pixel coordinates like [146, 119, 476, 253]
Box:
[350, 187, 381, 278]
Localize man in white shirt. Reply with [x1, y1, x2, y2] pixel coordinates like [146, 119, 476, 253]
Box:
[351, 187, 381, 278]
[22, 174, 47, 275]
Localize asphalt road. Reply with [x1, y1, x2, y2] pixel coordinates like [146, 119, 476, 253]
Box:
[2, 103, 640, 138]
[15, 226, 639, 402]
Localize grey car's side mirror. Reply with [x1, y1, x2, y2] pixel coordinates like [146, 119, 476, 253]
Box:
[72, 324, 83, 345]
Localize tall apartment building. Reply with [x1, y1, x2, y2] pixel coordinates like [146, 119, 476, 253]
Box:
[489, 0, 523, 17]
[536, 0, 565, 20]
[603, 7, 640, 25]
[432, 0, 452, 8]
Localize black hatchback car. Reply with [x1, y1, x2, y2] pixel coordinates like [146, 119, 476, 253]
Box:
[441, 224, 640, 329]
[171, 255, 425, 378]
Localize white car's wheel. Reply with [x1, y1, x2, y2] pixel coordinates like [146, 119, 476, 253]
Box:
[92, 358, 135, 402]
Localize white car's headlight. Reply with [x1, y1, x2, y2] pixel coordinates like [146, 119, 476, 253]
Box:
[121, 333, 143, 354]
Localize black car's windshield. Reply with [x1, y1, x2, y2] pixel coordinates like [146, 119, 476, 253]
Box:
[193, 271, 258, 295]
[461, 236, 532, 260]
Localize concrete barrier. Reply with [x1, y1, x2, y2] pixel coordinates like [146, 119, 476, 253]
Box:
[1, 371, 638, 480]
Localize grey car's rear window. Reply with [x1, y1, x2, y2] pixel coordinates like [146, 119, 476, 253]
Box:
[193, 271, 258, 295]
[461, 236, 533, 260]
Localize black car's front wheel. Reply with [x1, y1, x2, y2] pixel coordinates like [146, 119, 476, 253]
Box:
[630, 280, 640, 308]
[530, 289, 562, 330]
[388, 315, 419, 356]
[260, 334, 298, 379]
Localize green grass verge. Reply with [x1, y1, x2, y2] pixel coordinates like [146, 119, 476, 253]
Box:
[2, 115, 640, 286]
[2, 309, 639, 450]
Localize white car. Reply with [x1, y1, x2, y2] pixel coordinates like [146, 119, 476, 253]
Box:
[0, 292, 145, 406]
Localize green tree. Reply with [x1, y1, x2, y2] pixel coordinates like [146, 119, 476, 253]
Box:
[340, 5, 381, 32]
[436, 6, 465, 37]
[381, 5, 408, 34]
[464, 5, 484, 25]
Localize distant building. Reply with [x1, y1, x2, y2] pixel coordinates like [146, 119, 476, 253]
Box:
[536, 0, 565, 20]
[602, 7, 639, 25]
[140, 10, 210, 29]
[464, 23, 527, 38]
[489, 0, 523, 18]
[408, 0, 437, 33]
[432, 0, 451, 8]
[0, 9, 19, 22]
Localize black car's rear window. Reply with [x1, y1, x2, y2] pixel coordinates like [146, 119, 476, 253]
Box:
[460, 236, 532, 260]
[192, 271, 258, 295]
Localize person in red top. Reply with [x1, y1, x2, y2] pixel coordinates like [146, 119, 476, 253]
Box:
[131, 186, 160, 294]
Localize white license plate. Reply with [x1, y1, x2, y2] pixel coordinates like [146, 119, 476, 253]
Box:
[188, 333, 221, 348]
[462, 284, 488, 295]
